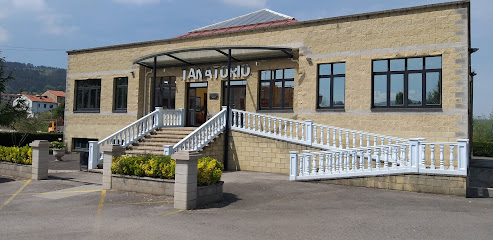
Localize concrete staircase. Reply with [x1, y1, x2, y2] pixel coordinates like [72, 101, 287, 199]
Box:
[125, 127, 197, 155]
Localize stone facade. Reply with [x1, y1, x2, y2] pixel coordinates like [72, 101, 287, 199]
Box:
[65, 2, 471, 151]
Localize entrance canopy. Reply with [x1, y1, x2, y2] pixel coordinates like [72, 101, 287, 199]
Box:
[133, 46, 294, 68]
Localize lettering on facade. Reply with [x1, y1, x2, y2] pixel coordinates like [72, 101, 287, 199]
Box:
[182, 64, 251, 81]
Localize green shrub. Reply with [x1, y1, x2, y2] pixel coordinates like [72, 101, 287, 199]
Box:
[0, 132, 63, 147]
[473, 142, 493, 157]
[51, 141, 65, 149]
[0, 145, 33, 165]
[111, 154, 223, 185]
[197, 157, 224, 186]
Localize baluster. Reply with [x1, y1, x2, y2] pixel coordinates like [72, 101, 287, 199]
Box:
[332, 128, 336, 148]
[278, 119, 282, 137]
[338, 129, 342, 148]
[299, 154, 304, 176]
[312, 153, 317, 174]
[352, 151, 357, 171]
[402, 145, 407, 166]
[367, 134, 370, 147]
[430, 145, 435, 169]
[289, 121, 293, 139]
[392, 146, 397, 168]
[336, 152, 340, 173]
[368, 149, 373, 171]
[439, 144, 444, 170]
[301, 123, 305, 141]
[360, 150, 365, 171]
[449, 145, 455, 171]
[320, 127, 324, 145]
[263, 116, 266, 133]
[345, 152, 350, 173]
[345, 131, 350, 149]
[284, 120, 288, 138]
[324, 153, 330, 174]
[373, 136, 377, 147]
[375, 148, 380, 170]
[381, 136, 385, 145]
[305, 153, 311, 175]
[274, 118, 277, 136]
[420, 144, 426, 169]
[314, 126, 318, 145]
[319, 152, 325, 174]
[327, 128, 330, 147]
[359, 133, 363, 148]
[352, 132, 356, 148]
[295, 122, 299, 140]
[384, 147, 389, 170]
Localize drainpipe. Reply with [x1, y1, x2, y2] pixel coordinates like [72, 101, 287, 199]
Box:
[223, 49, 232, 170]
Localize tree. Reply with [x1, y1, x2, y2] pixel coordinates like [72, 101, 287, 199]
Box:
[0, 53, 29, 128]
[0, 53, 13, 95]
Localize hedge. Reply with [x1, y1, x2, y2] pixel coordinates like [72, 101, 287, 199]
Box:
[111, 154, 223, 186]
[0, 132, 63, 147]
[473, 141, 493, 157]
[0, 146, 33, 165]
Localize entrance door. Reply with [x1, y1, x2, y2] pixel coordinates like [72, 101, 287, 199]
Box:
[187, 82, 208, 126]
[153, 76, 176, 109]
[223, 80, 246, 110]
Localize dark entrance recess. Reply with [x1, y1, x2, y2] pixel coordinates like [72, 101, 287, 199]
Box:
[153, 76, 176, 109]
[187, 82, 208, 126]
[223, 80, 246, 110]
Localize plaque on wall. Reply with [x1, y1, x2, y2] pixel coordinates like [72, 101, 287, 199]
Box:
[209, 93, 219, 100]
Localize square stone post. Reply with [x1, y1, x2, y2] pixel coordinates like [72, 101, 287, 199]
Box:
[163, 145, 174, 156]
[178, 108, 185, 127]
[30, 140, 51, 180]
[88, 141, 100, 170]
[102, 144, 125, 190]
[289, 151, 299, 181]
[305, 120, 313, 146]
[172, 151, 201, 210]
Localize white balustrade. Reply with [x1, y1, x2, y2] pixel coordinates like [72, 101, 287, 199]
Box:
[289, 139, 469, 181]
[88, 108, 185, 169]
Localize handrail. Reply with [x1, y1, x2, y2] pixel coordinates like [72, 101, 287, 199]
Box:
[169, 107, 228, 154]
[88, 108, 184, 169]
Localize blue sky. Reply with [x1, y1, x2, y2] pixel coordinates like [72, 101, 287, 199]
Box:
[0, 0, 491, 115]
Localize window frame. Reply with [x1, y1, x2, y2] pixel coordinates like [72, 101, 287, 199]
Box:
[258, 68, 295, 110]
[74, 79, 101, 113]
[113, 77, 128, 112]
[371, 56, 442, 109]
[317, 62, 346, 109]
[153, 76, 176, 110]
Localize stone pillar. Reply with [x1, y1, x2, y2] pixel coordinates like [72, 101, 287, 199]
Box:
[305, 120, 313, 145]
[289, 151, 299, 181]
[163, 145, 174, 156]
[102, 144, 125, 190]
[29, 140, 51, 180]
[172, 151, 201, 210]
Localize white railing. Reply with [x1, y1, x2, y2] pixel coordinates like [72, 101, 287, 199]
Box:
[289, 139, 469, 181]
[230, 109, 405, 150]
[88, 107, 185, 169]
[164, 106, 228, 155]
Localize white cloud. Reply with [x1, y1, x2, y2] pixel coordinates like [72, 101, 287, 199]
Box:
[0, 26, 9, 43]
[112, 0, 160, 5]
[12, 0, 46, 11]
[219, 0, 267, 9]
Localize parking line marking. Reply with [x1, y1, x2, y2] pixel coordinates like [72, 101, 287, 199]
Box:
[3, 180, 27, 184]
[0, 179, 31, 211]
[161, 209, 183, 217]
[106, 200, 173, 206]
[97, 190, 106, 215]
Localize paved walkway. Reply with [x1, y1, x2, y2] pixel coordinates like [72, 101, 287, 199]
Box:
[0, 169, 492, 239]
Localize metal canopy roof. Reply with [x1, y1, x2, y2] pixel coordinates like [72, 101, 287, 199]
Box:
[133, 46, 294, 68]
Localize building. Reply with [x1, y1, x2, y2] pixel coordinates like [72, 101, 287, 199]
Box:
[66, 1, 472, 175]
[1, 93, 21, 105]
[14, 94, 58, 117]
[41, 90, 66, 104]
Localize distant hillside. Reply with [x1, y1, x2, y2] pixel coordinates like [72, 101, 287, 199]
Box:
[3, 62, 66, 94]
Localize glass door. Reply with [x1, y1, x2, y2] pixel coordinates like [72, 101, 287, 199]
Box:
[223, 80, 246, 110]
[187, 82, 208, 126]
[153, 76, 176, 109]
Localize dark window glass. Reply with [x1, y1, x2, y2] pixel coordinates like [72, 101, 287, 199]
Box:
[372, 56, 441, 108]
[317, 63, 345, 109]
[73, 138, 98, 150]
[154, 76, 176, 109]
[114, 77, 128, 111]
[75, 79, 101, 112]
[258, 69, 294, 110]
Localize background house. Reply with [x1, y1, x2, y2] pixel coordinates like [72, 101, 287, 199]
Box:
[42, 90, 65, 103]
[14, 94, 58, 117]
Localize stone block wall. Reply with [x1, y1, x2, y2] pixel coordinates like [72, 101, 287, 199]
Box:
[0, 162, 32, 179]
[319, 174, 466, 196]
[112, 174, 175, 196]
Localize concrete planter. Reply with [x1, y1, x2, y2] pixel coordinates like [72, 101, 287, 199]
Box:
[53, 148, 65, 161]
[0, 161, 32, 179]
[111, 174, 223, 206]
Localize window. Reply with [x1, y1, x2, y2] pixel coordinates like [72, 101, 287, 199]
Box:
[372, 56, 442, 108]
[75, 79, 101, 112]
[259, 68, 294, 110]
[50, 104, 53, 109]
[154, 76, 176, 109]
[317, 63, 345, 109]
[44, 104, 46, 108]
[114, 77, 128, 112]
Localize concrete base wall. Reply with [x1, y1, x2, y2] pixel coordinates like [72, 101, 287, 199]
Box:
[111, 174, 224, 205]
[0, 162, 32, 179]
[319, 174, 466, 196]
